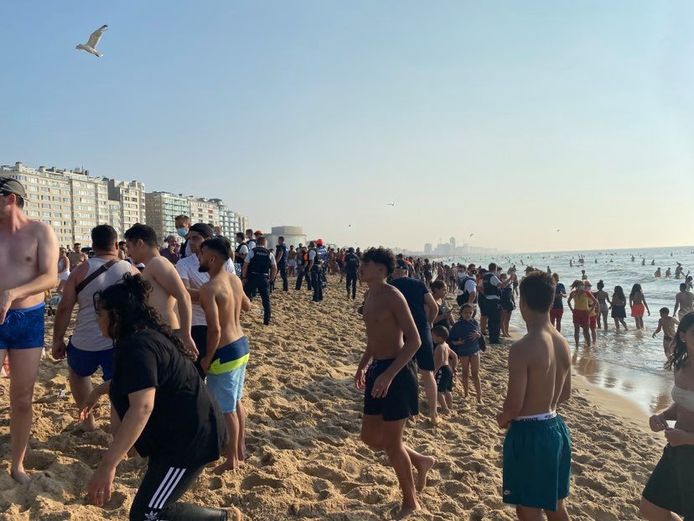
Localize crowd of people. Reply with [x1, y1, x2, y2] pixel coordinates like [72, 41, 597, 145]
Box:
[2, 175, 694, 520]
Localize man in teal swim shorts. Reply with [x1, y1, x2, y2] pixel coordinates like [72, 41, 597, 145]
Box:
[497, 271, 573, 520]
[0, 177, 59, 483]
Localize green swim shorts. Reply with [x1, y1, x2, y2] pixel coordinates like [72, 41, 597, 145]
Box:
[502, 414, 572, 511]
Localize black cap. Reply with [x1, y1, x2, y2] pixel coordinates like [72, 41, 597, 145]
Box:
[189, 223, 215, 239]
[0, 177, 27, 200]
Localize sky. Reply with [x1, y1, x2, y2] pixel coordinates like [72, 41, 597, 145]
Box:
[2, 1, 694, 252]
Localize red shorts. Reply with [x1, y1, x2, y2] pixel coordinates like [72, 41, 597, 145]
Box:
[631, 303, 645, 318]
[589, 314, 597, 328]
[572, 310, 590, 328]
[550, 308, 563, 321]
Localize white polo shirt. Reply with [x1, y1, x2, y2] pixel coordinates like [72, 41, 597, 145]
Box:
[176, 254, 236, 326]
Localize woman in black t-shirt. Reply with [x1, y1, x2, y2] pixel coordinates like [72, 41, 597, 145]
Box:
[84, 274, 238, 521]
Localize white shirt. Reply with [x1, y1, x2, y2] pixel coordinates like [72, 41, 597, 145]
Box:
[236, 244, 249, 258]
[176, 254, 235, 326]
[308, 249, 316, 262]
[247, 239, 256, 251]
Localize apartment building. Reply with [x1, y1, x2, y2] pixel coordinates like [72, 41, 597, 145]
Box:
[108, 179, 146, 234]
[145, 191, 190, 243]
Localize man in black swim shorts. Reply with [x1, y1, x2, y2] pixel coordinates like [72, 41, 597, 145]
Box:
[355, 248, 435, 519]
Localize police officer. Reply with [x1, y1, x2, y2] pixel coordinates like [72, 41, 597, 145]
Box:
[295, 244, 309, 290]
[482, 262, 504, 344]
[234, 232, 248, 274]
[309, 250, 325, 302]
[344, 247, 360, 300]
[315, 239, 329, 289]
[274, 236, 289, 292]
[242, 236, 277, 325]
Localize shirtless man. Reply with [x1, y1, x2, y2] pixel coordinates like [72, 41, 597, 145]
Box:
[123, 224, 196, 356]
[498, 271, 572, 520]
[198, 237, 251, 473]
[355, 247, 435, 519]
[674, 283, 694, 322]
[68, 241, 87, 270]
[0, 177, 59, 483]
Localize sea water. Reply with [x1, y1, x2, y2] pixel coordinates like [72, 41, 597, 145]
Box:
[444, 246, 694, 415]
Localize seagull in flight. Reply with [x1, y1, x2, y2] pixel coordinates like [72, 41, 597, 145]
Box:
[469, 233, 474, 238]
[556, 229, 561, 232]
[76, 25, 108, 57]
[385, 202, 396, 207]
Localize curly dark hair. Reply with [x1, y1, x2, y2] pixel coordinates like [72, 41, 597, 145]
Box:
[362, 247, 395, 275]
[93, 273, 186, 355]
[666, 312, 694, 371]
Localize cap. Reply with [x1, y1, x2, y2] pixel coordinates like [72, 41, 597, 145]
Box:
[0, 177, 27, 200]
[254, 230, 263, 236]
[189, 223, 215, 239]
[396, 259, 408, 270]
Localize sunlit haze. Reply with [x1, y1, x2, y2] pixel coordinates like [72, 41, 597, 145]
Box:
[2, 1, 694, 252]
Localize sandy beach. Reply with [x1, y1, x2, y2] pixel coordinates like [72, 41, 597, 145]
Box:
[0, 281, 667, 520]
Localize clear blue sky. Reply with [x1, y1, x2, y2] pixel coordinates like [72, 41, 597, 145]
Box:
[2, 1, 694, 252]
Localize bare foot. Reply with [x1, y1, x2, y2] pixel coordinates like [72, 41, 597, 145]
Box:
[414, 455, 435, 491]
[10, 468, 31, 484]
[226, 506, 243, 520]
[237, 444, 246, 463]
[394, 503, 419, 519]
[213, 459, 239, 475]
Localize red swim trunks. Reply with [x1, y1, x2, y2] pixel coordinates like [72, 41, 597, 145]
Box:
[572, 309, 590, 328]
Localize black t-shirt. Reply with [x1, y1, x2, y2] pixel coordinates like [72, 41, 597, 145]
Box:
[345, 252, 360, 274]
[390, 276, 431, 343]
[109, 329, 227, 466]
[275, 244, 287, 266]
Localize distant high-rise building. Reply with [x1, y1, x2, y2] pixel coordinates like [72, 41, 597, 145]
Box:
[449, 236, 456, 249]
[424, 243, 433, 254]
[108, 179, 146, 233]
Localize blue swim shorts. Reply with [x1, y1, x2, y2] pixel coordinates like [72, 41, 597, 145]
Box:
[206, 365, 246, 414]
[502, 415, 572, 511]
[0, 303, 45, 349]
[67, 341, 114, 381]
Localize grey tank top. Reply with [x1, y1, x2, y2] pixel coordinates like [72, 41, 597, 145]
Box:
[70, 257, 132, 351]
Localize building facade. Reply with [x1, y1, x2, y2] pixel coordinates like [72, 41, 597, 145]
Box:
[108, 179, 146, 233]
[2, 161, 247, 248]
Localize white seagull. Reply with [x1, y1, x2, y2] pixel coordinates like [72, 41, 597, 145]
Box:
[385, 202, 396, 207]
[76, 25, 108, 57]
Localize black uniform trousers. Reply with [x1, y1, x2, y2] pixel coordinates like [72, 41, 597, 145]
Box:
[245, 273, 271, 325]
[346, 271, 358, 300]
[311, 266, 323, 302]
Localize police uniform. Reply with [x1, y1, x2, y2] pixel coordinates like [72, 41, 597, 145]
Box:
[244, 246, 275, 325]
[275, 242, 288, 292]
[310, 247, 326, 302]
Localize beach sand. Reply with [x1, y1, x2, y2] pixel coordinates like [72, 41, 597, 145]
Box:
[0, 281, 666, 520]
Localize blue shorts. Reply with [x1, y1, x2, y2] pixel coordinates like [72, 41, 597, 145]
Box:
[0, 303, 45, 349]
[206, 365, 246, 413]
[503, 415, 572, 511]
[67, 342, 114, 381]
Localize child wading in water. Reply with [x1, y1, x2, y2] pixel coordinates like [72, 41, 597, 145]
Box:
[498, 271, 572, 520]
[449, 303, 483, 404]
[652, 307, 679, 358]
[432, 326, 457, 414]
